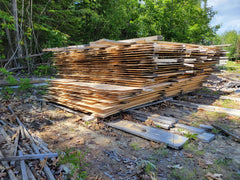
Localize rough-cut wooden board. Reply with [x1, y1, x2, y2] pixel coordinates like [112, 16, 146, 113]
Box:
[170, 100, 240, 117]
[106, 120, 188, 149]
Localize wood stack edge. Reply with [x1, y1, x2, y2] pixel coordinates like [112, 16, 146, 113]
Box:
[43, 36, 227, 118]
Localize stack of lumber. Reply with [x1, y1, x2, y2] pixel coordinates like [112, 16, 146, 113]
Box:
[43, 36, 227, 117]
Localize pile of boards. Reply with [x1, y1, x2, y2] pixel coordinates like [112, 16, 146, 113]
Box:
[43, 36, 227, 118]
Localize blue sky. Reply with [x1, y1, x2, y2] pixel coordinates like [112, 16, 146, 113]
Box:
[208, 0, 240, 34]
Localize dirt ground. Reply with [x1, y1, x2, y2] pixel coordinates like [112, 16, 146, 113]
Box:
[1, 73, 240, 180]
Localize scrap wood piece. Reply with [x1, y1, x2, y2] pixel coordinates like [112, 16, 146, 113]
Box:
[7, 106, 56, 180]
[106, 120, 188, 149]
[127, 109, 178, 125]
[169, 100, 240, 117]
[0, 150, 17, 180]
[175, 123, 205, 134]
[18, 151, 28, 180]
[26, 163, 37, 180]
[90, 39, 131, 46]
[212, 124, 240, 142]
[10, 127, 20, 166]
[0, 153, 58, 161]
[118, 35, 163, 43]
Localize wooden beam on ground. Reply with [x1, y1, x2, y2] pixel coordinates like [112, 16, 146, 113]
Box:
[0, 151, 17, 180]
[10, 127, 20, 166]
[18, 151, 28, 180]
[106, 120, 188, 149]
[212, 124, 240, 142]
[0, 153, 58, 162]
[7, 106, 56, 180]
[169, 100, 240, 117]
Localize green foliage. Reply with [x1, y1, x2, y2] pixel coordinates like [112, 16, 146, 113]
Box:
[130, 142, 141, 150]
[33, 65, 53, 76]
[213, 30, 240, 60]
[154, 147, 169, 157]
[170, 168, 196, 180]
[6, 75, 18, 85]
[137, 159, 157, 175]
[18, 78, 33, 91]
[183, 131, 198, 140]
[1, 86, 14, 99]
[0, 68, 12, 76]
[58, 147, 88, 179]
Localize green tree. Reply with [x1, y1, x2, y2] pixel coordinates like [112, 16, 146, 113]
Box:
[213, 30, 240, 60]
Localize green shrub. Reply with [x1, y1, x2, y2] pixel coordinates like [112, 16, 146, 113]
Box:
[18, 78, 33, 91]
[58, 147, 88, 179]
[34, 65, 53, 76]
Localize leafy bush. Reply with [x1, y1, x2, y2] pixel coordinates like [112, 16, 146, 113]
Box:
[58, 147, 88, 179]
[18, 78, 33, 91]
[0, 67, 12, 76]
[34, 65, 53, 76]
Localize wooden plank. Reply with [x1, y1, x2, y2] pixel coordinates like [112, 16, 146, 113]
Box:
[90, 39, 131, 46]
[106, 120, 188, 149]
[119, 35, 163, 43]
[10, 127, 20, 166]
[18, 151, 28, 180]
[0, 153, 58, 162]
[0, 151, 17, 180]
[170, 100, 240, 117]
[175, 123, 205, 134]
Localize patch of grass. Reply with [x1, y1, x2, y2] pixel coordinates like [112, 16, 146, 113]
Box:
[130, 142, 141, 150]
[191, 121, 200, 127]
[197, 87, 220, 95]
[205, 111, 227, 120]
[225, 61, 240, 72]
[170, 168, 196, 180]
[183, 142, 205, 156]
[183, 142, 196, 152]
[214, 99, 239, 109]
[211, 128, 220, 134]
[154, 147, 169, 157]
[58, 147, 88, 179]
[137, 160, 157, 176]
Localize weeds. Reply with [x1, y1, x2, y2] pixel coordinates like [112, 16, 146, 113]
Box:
[130, 142, 141, 150]
[183, 132, 198, 141]
[34, 65, 56, 76]
[214, 99, 239, 109]
[154, 147, 169, 157]
[18, 78, 33, 91]
[58, 147, 88, 179]
[137, 159, 157, 176]
[0, 68, 33, 99]
[170, 168, 196, 180]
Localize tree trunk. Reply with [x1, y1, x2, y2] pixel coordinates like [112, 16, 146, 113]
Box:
[12, 0, 23, 59]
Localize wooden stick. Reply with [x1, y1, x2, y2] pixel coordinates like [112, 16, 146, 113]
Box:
[0, 153, 58, 161]
[212, 124, 240, 142]
[7, 106, 56, 180]
[0, 150, 17, 180]
[10, 127, 20, 166]
[26, 164, 37, 180]
[18, 151, 28, 180]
